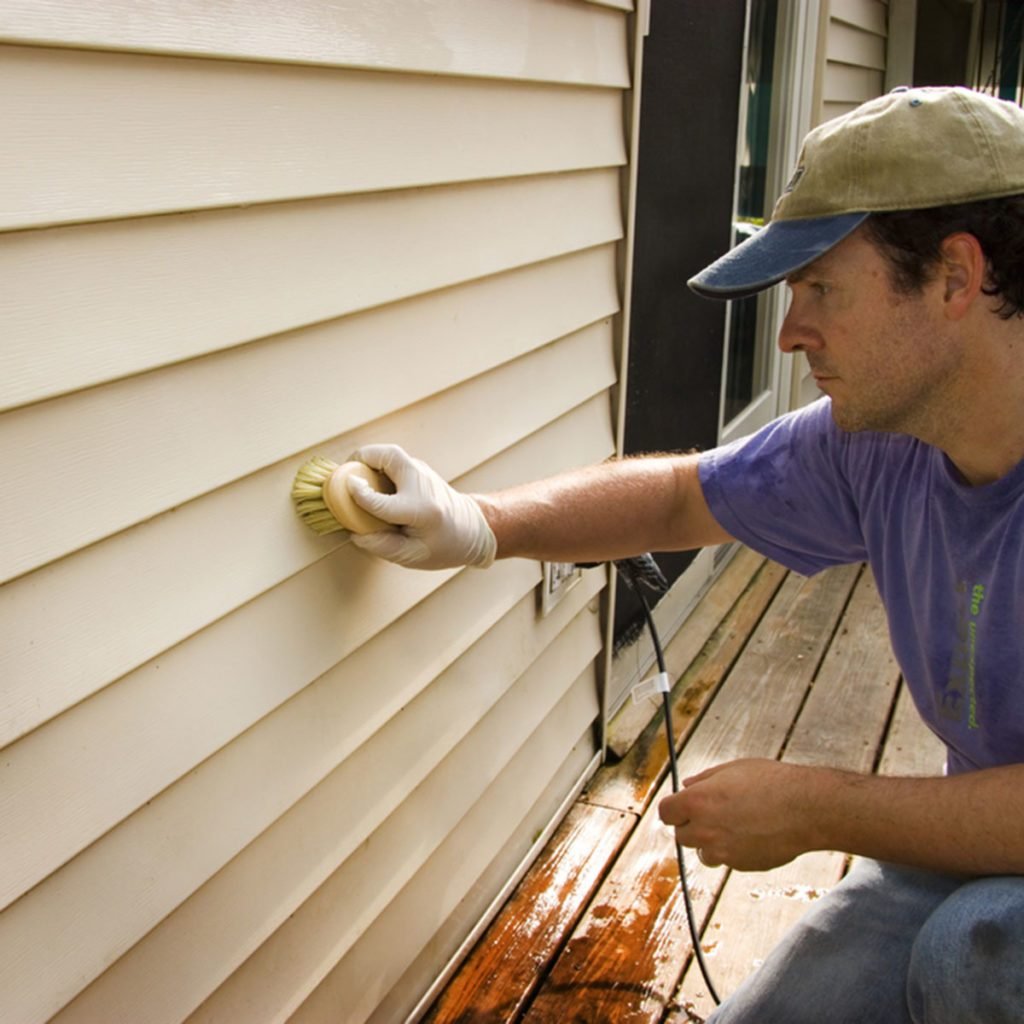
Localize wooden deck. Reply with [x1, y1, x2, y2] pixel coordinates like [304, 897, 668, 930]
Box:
[422, 549, 946, 1024]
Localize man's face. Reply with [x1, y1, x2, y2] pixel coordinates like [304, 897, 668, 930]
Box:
[779, 228, 962, 437]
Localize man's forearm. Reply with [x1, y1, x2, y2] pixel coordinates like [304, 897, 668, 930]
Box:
[473, 453, 732, 564]
[803, 763, 1024, 876]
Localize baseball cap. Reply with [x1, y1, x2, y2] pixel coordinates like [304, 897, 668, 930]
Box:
[689, 86, 1024, 299]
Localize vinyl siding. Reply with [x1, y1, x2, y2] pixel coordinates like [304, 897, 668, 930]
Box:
[819, 0, 888, 122]
[0, 3, 632, 1022]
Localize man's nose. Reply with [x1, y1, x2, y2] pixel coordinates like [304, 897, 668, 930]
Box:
[778, 305, 824, 354]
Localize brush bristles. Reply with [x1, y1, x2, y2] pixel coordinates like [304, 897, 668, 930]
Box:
[291, 456, 346, 534]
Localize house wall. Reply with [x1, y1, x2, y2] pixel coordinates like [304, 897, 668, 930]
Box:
[818, 0, 889, 121]
[0, 3, 635, 1021]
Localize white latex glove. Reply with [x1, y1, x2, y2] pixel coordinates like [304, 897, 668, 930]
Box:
[346, 444, 497, 570]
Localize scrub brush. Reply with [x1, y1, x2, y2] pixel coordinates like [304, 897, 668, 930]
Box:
[291, 455, 394, 535]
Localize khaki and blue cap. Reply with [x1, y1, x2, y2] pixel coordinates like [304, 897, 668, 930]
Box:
[689, 86, 1024, 299]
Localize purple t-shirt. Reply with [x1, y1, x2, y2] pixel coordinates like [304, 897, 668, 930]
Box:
[699, 398, 1024, 775]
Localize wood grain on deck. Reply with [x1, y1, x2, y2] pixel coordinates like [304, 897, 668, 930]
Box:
[427, 556, 946, 1024]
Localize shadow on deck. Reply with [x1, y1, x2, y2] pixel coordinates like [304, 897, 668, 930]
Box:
[423, 548, 945, 1024]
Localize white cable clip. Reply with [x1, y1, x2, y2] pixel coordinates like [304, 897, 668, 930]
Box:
[631, 671, 671, 705]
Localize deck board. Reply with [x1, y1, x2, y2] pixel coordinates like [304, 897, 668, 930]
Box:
[781, 568, 900, 771]
[425, 559, 946, 1024]
[585, 555, 786, 815]
[879, 685, 945, 776]
[605, 547, 773, 759]
[422, 803, 634, 1024]
[520, 566, 860, 1022]
[674, 567, 905, 1017]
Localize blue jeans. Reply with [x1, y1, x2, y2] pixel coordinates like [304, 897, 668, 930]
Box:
[707, 858, 1024, 1024]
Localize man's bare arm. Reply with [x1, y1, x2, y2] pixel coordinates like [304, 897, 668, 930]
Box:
[474, 453, 734, 564]
[806, 763, 1024, 875]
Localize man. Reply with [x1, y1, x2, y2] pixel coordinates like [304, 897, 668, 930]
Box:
[346, 87, 1024, 1022]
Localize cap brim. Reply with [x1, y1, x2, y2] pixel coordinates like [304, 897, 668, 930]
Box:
[687, 212, 869, 299]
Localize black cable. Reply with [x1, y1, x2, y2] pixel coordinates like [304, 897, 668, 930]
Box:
[611, 556, 722, 1008]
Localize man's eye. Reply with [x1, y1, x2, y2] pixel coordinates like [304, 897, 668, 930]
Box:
[812, 282, 831, 297]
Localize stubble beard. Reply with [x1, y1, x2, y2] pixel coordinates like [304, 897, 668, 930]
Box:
[827, 298, 955, 439]
[826, 356, 957, 440]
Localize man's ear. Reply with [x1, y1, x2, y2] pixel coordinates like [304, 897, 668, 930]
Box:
[939, 232, 986, 320]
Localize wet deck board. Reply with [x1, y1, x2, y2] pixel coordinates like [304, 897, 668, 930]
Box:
[422, 802, 634, 1024]
[425, 550, 777, 1024]
[426, 557, 946, 1024]
[520, 565, 861, 1023]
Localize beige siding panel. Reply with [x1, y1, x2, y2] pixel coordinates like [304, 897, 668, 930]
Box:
[457, 393, 615, 496]
[191, 633, 602, 1024]
[0, 247, 614, 737]
[826, 18, 886, 70]
[885, 0, 915, 90]
[2, 169, 622, 412]
[1, 6, 631, 1023]
[369, 736, 599, 1024]
[821, 98, 870, 121]
[1, 44, 626, 231]
[27, 559, 536, 1024]
[0, 552, 439, 909]
[295, 680, 600, 1024]
[36, 573, 603, 1024]
[45, 396, 611, 1020]
[829, 0, 888, 36]
[823, 60, 887, 104]
[0, 324, 617, 914]
[1, 364, 614, 751]
[0, 0, 630, 87]
[812, 6, 888, 131]
[13, 405, 611, 1023]
[1, 243, 620, 584]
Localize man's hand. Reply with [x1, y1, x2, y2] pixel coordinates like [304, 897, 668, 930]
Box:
[661, 758, 1024, 877]
[658, 759, 815, 872]
[345, 444, 497, 570]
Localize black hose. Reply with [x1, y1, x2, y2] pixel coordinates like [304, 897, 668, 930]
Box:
[612, 556, 722, 1008]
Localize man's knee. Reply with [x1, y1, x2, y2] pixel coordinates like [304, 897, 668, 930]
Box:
[907, 877, 1024, 1024]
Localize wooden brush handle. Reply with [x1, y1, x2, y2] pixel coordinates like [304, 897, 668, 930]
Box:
[322, 462, 395, 535]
